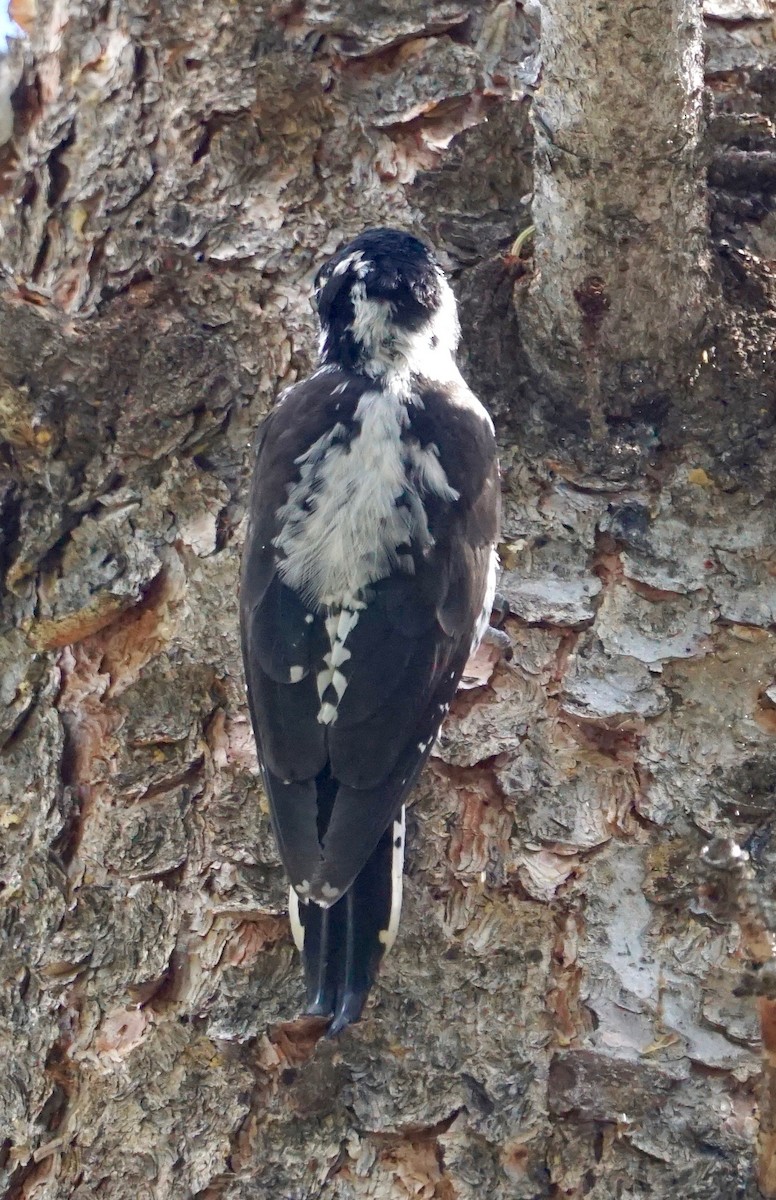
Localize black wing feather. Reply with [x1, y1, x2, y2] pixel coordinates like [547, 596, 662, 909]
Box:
[328, 631, 450, 787]
[331, 576, 435, 729]
[249, 574, 320, 683]
[263, 771, 321, 887]
[245, 662, 326, 782]
[316, 640, 469, 896]
[240, 370, 498, 904]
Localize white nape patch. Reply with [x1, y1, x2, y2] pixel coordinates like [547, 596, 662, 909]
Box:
[379, 807, 406, 951]
[289, 665, 305, 684]
[348, 273, 463, 397]
[319, 258, 492, 433]
[344, 271, 494, 434]
[471, 546, 500, 654]
[276, 389, 457, 606]
[288, 885, 305, 952]
[349, 282, 397, 368]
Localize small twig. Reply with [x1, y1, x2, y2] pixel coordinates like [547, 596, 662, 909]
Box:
[509, 224, 536, 259]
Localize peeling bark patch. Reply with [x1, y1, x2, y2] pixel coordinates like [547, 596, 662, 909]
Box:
[561, 634, 669, 720]
[596, 584, 715, 663]
[499, 540, 603, 626]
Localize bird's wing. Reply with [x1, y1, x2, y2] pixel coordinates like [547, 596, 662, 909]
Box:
[240, 373, 499, 902]
[240, 371, 360, 886]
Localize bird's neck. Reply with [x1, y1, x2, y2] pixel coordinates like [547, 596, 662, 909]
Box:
[319, 276, 462, 395]
[320, 320, 460, 397]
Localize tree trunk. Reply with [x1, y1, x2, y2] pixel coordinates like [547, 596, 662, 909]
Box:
[0, 2, 775, 1198]
[524, 0, 711, 416]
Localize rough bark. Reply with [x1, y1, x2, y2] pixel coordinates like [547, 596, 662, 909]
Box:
[0, 2, 775, 1199]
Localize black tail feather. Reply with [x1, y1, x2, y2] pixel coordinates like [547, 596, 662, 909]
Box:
[304, 904, 332, 1016]
[293, 811, 404, 1034]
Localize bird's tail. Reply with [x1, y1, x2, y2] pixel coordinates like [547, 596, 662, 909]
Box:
[289, 807, 405, 1035]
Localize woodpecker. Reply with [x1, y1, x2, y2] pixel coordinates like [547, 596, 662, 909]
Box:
[240, 228, 500, 1034]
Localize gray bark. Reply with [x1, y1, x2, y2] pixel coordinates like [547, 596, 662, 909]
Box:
[524, 0, 711, 412]
[0, 2, 775, 1198]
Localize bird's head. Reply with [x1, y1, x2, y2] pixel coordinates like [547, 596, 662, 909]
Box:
[313, 228, 460, 387]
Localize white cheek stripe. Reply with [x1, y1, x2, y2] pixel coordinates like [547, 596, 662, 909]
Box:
[379, 806, 406, 952]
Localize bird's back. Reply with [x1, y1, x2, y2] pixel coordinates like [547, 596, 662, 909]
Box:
[240, 228, 499, 1032]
